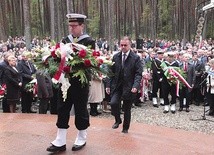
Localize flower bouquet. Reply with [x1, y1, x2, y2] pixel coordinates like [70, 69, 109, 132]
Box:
[33, 42, 113, 101]
[160, 61, 192, 96]
[25, 79, 37, 95]
[0, 84, 6, 97]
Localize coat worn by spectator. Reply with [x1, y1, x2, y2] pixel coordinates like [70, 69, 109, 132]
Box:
[36, 70, 53, 114]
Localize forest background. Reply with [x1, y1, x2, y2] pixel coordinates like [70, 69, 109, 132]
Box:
[0, 0, 213, 49]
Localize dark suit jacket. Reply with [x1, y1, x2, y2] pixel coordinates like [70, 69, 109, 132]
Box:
[36, 70, 53, 99]
[194, 59, 205, 88]
[107, 51, 143, 100]
[4, 65, 22, 100]
[17, 59, 36, 88]
[180, 62, 195, 92]
[0, 60, 9, 85]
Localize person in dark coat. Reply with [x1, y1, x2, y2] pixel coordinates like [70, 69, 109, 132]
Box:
[191, 52, 205, 105]
[4, 55, 22, 113]
[47, 13, 95, 153]
[106, 36, 143, 133]
[36, 70, 53, 114]
[178, 53, 195, 112]
[0, 52, 12, 112]
[17, 51, 37, 113]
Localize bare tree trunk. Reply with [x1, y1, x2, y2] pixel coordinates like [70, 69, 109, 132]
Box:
[99, 0, 105, 38]
[23, 0, 31, 49]
[182, 0, 188, 47]
[66, 0, 74, 13]
[151, 0, 157, 45]
[107, 0, 114, 51]
[43, 0, 50, 36]
[50, 0, 58, 41]
[38, 0, 43, 36]
[0, 0, 7, 41]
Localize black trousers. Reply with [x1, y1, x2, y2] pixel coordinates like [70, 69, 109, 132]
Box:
[110, 89, 132, 130]
[2, 96, 10, 112]
[56, 79, 90, 130]
[21, 91, 33, 113]
[207, 93, 214, 115]
[162, 82, 177, 105]
[152, 80, 163, 98]
[50, 86, 58, 114]
[179, 87, 191, 108]
[39, 98, 49, 114]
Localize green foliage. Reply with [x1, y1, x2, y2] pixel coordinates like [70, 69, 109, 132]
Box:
[206, 22, 214, 38]
[87, 7, 100, 38]
[142, 4, 151, 22]
[157, 0, 174, 39]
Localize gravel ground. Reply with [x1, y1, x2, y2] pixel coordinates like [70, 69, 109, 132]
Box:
[98, 101, 214, 135]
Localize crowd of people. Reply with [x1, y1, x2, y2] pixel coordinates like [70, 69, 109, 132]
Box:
[0, 13, 214, 153]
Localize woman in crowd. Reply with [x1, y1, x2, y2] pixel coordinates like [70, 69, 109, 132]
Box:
[4, 55, 22, 113]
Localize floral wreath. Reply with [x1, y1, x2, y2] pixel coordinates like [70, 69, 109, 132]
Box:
[33, 42, 113, 101]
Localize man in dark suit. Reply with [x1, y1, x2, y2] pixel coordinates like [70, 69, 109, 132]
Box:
[191, 52, 205, 105]
[0, 52, 12, 112]
[106, 36, 143, 133]
[178, 53, 195, 112]
[47, 13, 95, 153]
[17, 51, 37, 113]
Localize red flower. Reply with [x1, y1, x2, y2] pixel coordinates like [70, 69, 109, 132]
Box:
[92, 51, 97, 57]
[55, 43, 60, 49]
[96, 51, 100, 56]
[92, 50, 101, 57]
[78, 49, 87, 58]
[97, 58, 103, 66]
[63, 66, 71, 73]
[51, 51, 57, 58]
[84, 59, 91, 67]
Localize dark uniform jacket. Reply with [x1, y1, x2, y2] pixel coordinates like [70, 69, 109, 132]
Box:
[151, 58, 163, 81]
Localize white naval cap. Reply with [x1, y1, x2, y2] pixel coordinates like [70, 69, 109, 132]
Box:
[66, 13, 87, 23]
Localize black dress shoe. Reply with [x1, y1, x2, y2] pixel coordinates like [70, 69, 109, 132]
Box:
[186, 108, 190, 112]
[153, 104, 159, 108]
[160, 103, 164, 106]
[72, 142, 86, 151]
[163, 110, 169, 114]
[122, 129, 128, 133]
[46, 144, 66, 153]
[112, 121, 122, 129]
[135, 103, 142, 107]
[178, 108, 183, 111]
[171, 110, 176, 114]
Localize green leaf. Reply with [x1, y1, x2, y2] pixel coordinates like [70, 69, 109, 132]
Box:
[72, 69, 88, 84]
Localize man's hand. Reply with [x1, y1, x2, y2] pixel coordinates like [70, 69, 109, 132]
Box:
[106, 88, 110, 95]
[131, 88, 137, 93]
[18, 82, 22, 87]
